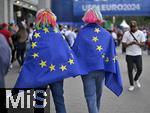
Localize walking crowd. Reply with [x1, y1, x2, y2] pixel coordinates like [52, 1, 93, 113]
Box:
[0, 7, 149, 113]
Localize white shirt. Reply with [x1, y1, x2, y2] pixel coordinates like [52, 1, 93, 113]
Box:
[65, 30, 76, 47]
[67, 31, 76, 47]
[112, 32, 117, 40]
[65, 30, 71, 37]
[122, 30, 146, 56]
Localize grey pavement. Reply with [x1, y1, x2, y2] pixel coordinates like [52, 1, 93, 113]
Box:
[4, 47, 150, 113]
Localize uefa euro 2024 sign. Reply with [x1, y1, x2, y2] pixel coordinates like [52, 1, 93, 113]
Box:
[73, 0, 150, 16]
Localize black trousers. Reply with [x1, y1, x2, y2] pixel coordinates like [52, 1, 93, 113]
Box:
[16, 48, 26, 66]
[16, 42, 26, 66]
[126, 55, 143, 86]
[11, 46, 17, 63]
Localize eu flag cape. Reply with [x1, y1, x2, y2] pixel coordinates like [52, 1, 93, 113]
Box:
[72, 24, 123, 96]
[14, 27, 85, 88]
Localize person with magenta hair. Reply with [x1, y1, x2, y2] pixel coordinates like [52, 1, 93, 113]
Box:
[72, 8, 123, 113]
[14, 9, 85, 113]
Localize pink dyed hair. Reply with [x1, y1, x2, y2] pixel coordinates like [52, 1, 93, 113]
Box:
[82, 8, 104, 24]
[35, 9, 57, 28]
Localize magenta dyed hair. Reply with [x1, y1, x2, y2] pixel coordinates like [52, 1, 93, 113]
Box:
[82, 8, 104, 24]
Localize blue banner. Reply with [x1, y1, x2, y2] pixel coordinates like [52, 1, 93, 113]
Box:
[73, 0, 150, 16]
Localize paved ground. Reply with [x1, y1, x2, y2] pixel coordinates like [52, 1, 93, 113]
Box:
[4, 47, 150, 113]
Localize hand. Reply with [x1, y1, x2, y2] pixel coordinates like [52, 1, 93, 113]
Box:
[132, 41, 143, 48]
[129, 41, 137, 45]
[134, 42, 142, 47]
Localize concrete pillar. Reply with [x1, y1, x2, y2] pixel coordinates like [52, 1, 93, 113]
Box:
[38, 0, 51, 10]
[4, 0, 9, 23]
[0, 0, 4, 23]
[9, 0, 15, 23]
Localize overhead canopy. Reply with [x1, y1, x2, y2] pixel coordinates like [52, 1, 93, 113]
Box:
[120, 20, 129, 28]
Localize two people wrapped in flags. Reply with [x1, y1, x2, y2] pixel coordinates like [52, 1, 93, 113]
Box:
[14, 8, 123, 113]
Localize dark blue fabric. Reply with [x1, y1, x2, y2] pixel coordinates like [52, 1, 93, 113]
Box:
[0, 34, 11, 88]
[14, 27, 85, 88]
[72, 24, 123, 96]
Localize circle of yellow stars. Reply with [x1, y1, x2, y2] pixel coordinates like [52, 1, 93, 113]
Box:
[31, 28, 75, 72]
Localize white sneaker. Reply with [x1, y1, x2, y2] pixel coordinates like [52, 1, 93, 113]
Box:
[135, 80, 141, 88]
[128, 86, 135, 91]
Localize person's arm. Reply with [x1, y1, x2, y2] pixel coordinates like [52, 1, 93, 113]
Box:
[134, 41, 145, 48]
[134, 31, 146, 48]
[67, 32, 74, 47]
[68, 36, 74, 47]
[122, 41, 137, 48]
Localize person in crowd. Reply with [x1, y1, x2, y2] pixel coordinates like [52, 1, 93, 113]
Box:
[16, 23, 28, 66]
[14, 9, 85, 113]
[58, 24, 65, 36]
[67, 27, 77, 47]
[108, 29, 118, 47]
[0, 34, 11, 113]
[72, 8, 123, 113]
[142, 29, 148, 50]
[64, 25, 72, 46]
[112, 29, 118, 47]
[147, 35, 150, 55]
[0, 23, 14, 49]
[117, 29, 123, 47]
[26, 23, 34, 51]
[122, 20, 146, 91]
[0, 33, 11, 88]
[9, 22, 18, 68]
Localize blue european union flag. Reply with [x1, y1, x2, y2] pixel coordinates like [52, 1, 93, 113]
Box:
[72, 23, 123, 96]
[14, 27, 85, 88]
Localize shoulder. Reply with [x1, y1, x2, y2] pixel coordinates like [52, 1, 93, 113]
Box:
[124, 31, 130, 35]
[137, 30, 144, 35]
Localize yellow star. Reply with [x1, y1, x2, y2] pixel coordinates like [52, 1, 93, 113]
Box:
[92, 36, 99, 42]
[32, 53, 39, 58]
[49, 64, 55, 71]
[34, 32, 40, 38]
[105, 57, 109, 62]
[39, 60, 47, 68]
[68, 59, 74, 65]
[60, 65, 67, 71]
[43, 28, 49, 33]
[32, 42, 37, 49]
[94, 28, 100, 33]
[101, 53, 105, 58]
[96, 45, 103, 51]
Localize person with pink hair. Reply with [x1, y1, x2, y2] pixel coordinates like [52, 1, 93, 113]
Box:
[31, 9, 67, 113]
[72, 7, 122, 113]
[14, 9, 85, 113]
